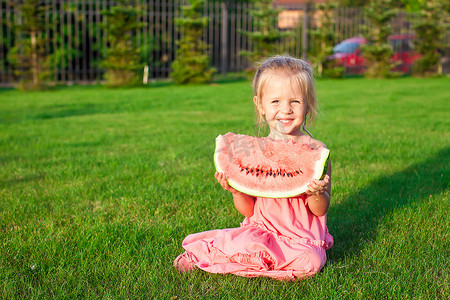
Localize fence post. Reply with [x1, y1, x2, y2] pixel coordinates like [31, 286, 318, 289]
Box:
[302, 3, 309, 60]
[221, 1, 228, 74]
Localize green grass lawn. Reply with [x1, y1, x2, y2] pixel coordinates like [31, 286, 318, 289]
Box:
[1, 77, 449, 298]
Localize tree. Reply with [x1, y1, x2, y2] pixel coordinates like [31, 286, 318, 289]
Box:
[7, 0, 51, 90]
[102, 0, 144, 87]
[361, 0, 398, 78]
[171, 0, 215, 85]
[239, 0, 292, 77]
[412, 0, 446, 76]
[309, 1, 340, 78]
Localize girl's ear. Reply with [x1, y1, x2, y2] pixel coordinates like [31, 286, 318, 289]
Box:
[253, 96, 263, 115]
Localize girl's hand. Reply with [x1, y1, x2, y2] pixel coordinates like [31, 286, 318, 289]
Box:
[306, 175, 330, 196]
[215, 171, 240, 194]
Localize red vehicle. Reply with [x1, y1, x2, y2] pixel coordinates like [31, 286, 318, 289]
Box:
[328, 34, 420, 75]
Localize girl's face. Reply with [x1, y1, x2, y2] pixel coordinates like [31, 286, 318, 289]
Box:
[254, 72, 307, 141]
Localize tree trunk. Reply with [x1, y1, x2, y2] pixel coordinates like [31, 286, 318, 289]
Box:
[31, 31, 39, 87]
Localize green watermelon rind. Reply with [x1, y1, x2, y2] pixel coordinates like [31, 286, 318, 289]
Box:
[319, 153, 330, 180]
[214, 134, 330, 198]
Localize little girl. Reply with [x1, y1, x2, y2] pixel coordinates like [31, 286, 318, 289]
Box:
[174, 55, 333, 281]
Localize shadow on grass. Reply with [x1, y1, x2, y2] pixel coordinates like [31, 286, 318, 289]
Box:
[33, 104, 109, 120]
[0, 102, 117, 124]
[1, 101, 140, 124]
[327, 146, 449, 261]
[0, 173, 46, 188]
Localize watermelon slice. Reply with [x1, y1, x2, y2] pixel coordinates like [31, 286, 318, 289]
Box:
[214, 132, 330, 198]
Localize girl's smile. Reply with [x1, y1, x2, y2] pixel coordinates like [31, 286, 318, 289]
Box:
[277, 118, 294, 125]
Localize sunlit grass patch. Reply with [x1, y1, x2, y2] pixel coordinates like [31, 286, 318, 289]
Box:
[1, 77, 449, 298]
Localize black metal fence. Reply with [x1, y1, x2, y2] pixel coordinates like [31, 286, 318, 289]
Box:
[0, 0, 448, 86]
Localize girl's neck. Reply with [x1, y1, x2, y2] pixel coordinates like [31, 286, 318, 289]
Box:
[268, 130, 309, 143]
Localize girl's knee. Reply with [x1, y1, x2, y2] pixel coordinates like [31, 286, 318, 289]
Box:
[307, 248, 326, 273]
[289, 247, 326, 275]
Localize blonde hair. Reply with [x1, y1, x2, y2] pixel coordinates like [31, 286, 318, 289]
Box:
[252, 55, 318, 137]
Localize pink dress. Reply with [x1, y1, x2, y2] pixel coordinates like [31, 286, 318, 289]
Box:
[181, 193, 333, 280]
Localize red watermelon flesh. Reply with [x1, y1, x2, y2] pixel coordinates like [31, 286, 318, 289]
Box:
[214, 132, 330, 198]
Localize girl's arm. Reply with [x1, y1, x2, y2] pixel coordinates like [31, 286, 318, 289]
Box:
[231, 191, 255, 217]
[306, 159, 332, 216]
[215, 172, 255, 217]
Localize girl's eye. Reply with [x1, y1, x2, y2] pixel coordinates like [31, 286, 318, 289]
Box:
[271, 100, 279, 104]
[292, 100, 302, 104]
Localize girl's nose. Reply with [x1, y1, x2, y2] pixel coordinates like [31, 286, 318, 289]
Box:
[281, 102, 293, 114]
